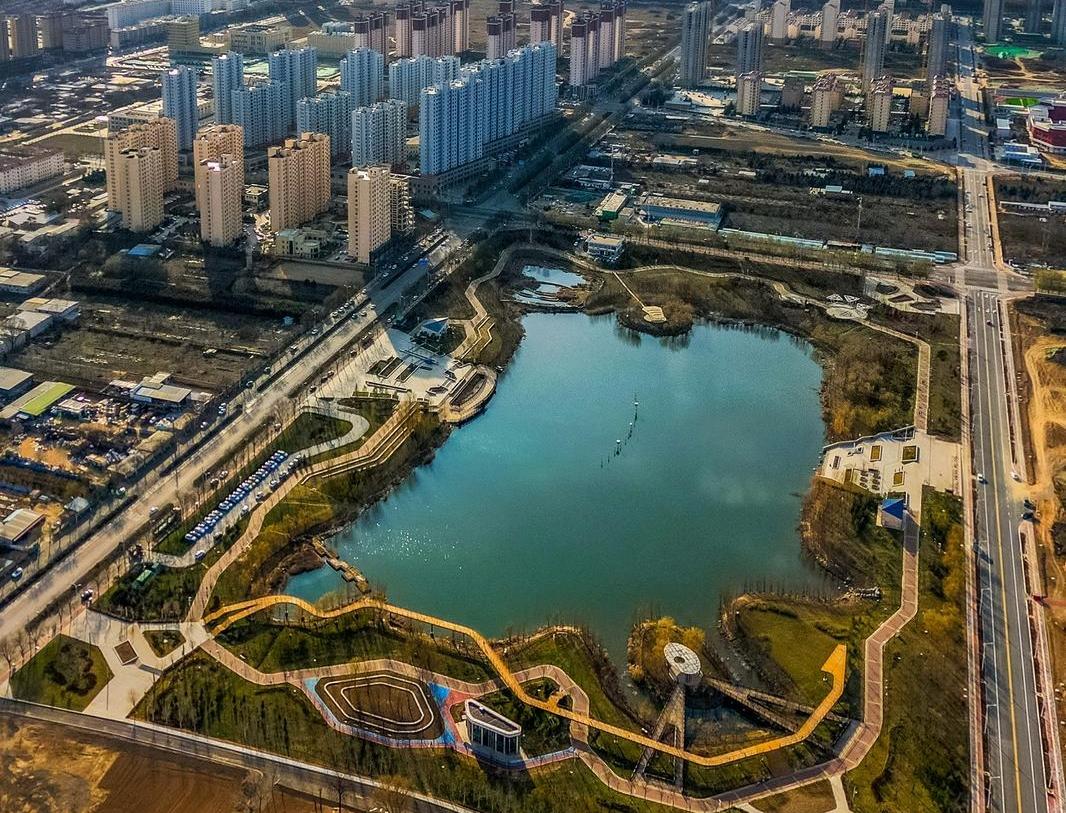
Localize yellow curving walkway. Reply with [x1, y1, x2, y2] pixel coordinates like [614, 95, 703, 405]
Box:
[204, 594, 846, 768]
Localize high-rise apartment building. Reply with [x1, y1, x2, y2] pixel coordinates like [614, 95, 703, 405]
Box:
[232, 81, 287, 148]
[389, 174, 414, 234]
[114, 147, 165, 232]
[926, 10, 950, 83]
[212, 52, 244, 124]
[984, 0, 1003, 42]
[267, 132, 331, 232]
[192, 124, 244, 210]
[1025, 0, 1043, 33]
[198, 155, 243, 246]
[770, 0, 790, 42]
[419, 41, 556, 175]
[486, 14, 515, 60]
[6, 15, 39, 58]
[736, 72, 761, 116]
[927, 75, 949, 136]
[353, 11, 389, 56]
[411, 5, 453, 58]
[809, 73, 843, 127]
[451, 0, 470, 52]
[106, 117, 179, 212]
[347, 165, 392, 264]
[395, 2, 416, 57]
[298, 91, 353, 159]
[389, 54, 460, 108]
[679, 1, 711, 88]
[861, 9, 888, 92]
[268, 47, 319, 132]
[498, 0, 517, 50]
[530, 3, 552, 45]
[868, 76, 893, 132]
[340, 47, 384, 107]
[162, 65, 199, 151]
[1054, 0, 1066, 44]
[352, 99, 408, 166]
[736, 21, 763, 78]
[550, 0, 564, 52]
[820, 0, 839, 47]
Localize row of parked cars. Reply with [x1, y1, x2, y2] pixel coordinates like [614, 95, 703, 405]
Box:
[183, 450, 296, 546]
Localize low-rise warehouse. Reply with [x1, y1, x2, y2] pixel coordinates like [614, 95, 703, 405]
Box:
[0, 367, 33, 400]
[0, 381, 76, 421]
[0, 508, 45, 550]
[0, 267, 46, 296]
[638, 195, 723, 229]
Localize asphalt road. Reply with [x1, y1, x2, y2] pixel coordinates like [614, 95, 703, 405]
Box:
[955, 20, 1054, 813]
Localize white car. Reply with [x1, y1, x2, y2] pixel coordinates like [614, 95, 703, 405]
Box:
[1011, 471, 1021, 481]
[977, 473, 987, 484]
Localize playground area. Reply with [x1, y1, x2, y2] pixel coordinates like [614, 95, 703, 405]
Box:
[312, 672, 445, 740]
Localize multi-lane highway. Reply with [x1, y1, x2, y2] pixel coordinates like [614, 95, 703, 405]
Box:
[955, 19, 1058, 813]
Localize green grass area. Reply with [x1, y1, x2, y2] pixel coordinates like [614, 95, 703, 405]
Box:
[309, 395, 397, 463]
[758, 779, 836, 813]
[10, 635, 112, 711]
[276, 412, 352, 453]
[143, 630, 186, 658]
[95, 519, 247, 622]
[470, 679, 572, 756]
[135, 651, 677, 813]
[582, 266, 916, 442]
[218, 609, 492, 683]
[209, 413, 445, 609]
[844, 489, 969, 813]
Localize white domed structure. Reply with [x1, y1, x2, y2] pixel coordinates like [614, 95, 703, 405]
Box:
[664, 642, 702, 689]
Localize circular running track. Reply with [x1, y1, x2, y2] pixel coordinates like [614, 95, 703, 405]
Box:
[314, 672, 444, 739]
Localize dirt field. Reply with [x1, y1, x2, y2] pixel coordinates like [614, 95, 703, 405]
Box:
[0, 712, 325, 813]
[705, 40, 921, 77]
[9, 294, 293, 393]
[995, 175, 1066, 268]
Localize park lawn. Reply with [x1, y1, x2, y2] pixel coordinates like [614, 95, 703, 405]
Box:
[10, 635, 112, 711]
[844, 489, 969, 813]
[275, 412, 352, 454]
[471, 679, 572, 756]
[308, 395, 397, 464]
[757, 779, 836, 813]
[135, 651, 677, 813]
[218, 609, 493, 683]
[143, 630, 185, 658]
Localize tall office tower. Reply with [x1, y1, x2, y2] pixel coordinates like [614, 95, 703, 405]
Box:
[984, 0, 1003, 42]
[354, 12, 389, 56]
[268, 47, 319, 132]
[192, 124, 244, 210]
[197, 155, 242, 247]
[340, 47, 384, 107]
[820, 0, 839, 48]
[115, 147, 164, 232]
[351, 99, 408, 166]
[926, 10, 950, 84]
[868, 75, 893, 132]
[861, 9, 888, 92]
[735, 21, 763, 79]
[809, 72, 842, 127]
[106, 118, 179, 213]
[212, 52, 244, 124]
[678, 1, 711, 89]
[162, 66, 199, 151]
[531, 3, 552, 45]
[395, 2, 417, 57]
[232, 81, 287, 148]
[736, 72, 761, 116]
[347, 165, 392, 264]
[487, 15, 505, 59]
[419, 41, 556, 175]
[1025, 0, 1043, 32]
[1054, 0, 1066, 44]
[599, 2, 616, 68]
[926, 75, 949, 136]
[569, 17, 591, 85]
[451, 0, 469, 52]
[267, 132, 331, 232]
[550, 0, 564, 52]
[388, 53, 460, 107]
[297, 90, 353, 159]
[5, 15, 38, 58]
[770, 0, 789, 42]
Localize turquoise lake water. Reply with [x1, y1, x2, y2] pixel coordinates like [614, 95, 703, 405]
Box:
[288, 313, 828, 655]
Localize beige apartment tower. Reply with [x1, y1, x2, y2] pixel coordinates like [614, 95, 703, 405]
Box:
[105, 117, 179, 215]
[114, 147, 164, 232]
[736, 72, 761, 116]
[926, 76, 949, 136]
[193, 124, 244, 210]
[198, 155, 243, 247]
[267, 132, 331, 233]
[868, 76, 894, 133]
[809, 73, 843, 127]
[348, 166, 391, 264]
